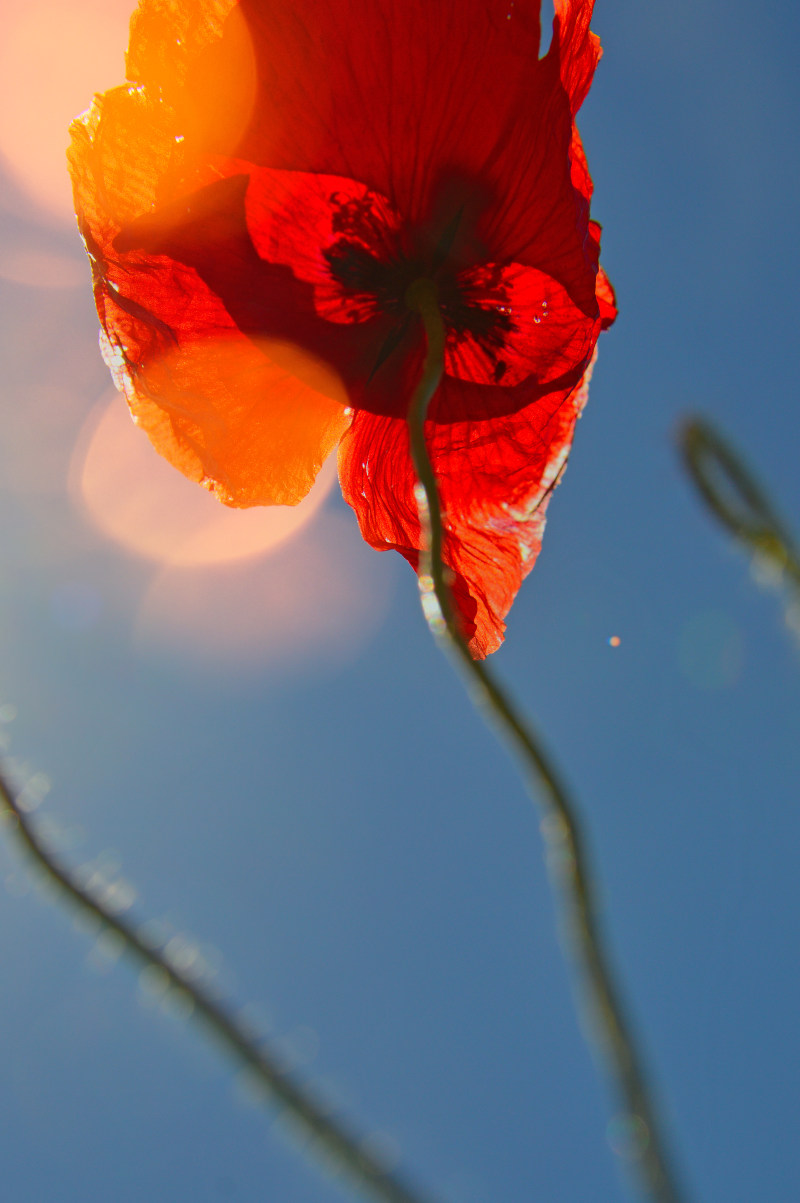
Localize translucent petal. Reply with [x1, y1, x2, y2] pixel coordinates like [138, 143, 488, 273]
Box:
[339, 358, 598, 658]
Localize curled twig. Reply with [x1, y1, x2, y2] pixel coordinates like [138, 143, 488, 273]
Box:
[680, 417, 800, 593]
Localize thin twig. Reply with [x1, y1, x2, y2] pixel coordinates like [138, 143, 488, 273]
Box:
[405, 277, 688, 1203]
[680, 417, 800, 593]
[0, 764, 440, 1203]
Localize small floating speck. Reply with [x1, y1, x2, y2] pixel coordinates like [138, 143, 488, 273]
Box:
[608, 635, 621, 648]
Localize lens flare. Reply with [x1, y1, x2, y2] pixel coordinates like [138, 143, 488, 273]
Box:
[0, 239, 85, 289]
[135, 512, 394, 673]
[0, 0, 134, 224]
[0, 0, 257, 226]
[72, 392, 336, 565]
[677, 610, 744, 691]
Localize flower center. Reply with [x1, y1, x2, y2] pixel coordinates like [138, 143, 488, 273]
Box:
[324, 231, 516, 385]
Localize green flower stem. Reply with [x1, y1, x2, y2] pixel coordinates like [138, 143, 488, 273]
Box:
[0, 765, 439, 1203]
[405, 277, 687, 1203]
[680, 418, 800, 594]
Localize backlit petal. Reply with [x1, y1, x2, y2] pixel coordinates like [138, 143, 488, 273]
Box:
[552, 0, 602, 115]
[70, 100, 350, 506]
[339, 359, 596, 658]
[447, 262, 599, 387]
[70, 0, 616, 653]
[208, 1, 601, 305]
[241, 165, 405, 323]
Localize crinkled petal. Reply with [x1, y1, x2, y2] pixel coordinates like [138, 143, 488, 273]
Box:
[230, 0, 544, 224]
[99, 259, 350, 506]
[126, 0, 258, 157]
[70, 99, 349, 506]
[339, 357, 597, 658]
[241, 164, 405, 322]
[69, 0, 616, 643]
[447, 262, 599, 387]
[119, 0, 604, 309]
[242, 165, 601, 392]
[595, 264, 618, 329]
[551, 0, 602, 115]
[127, 328, 352, 507]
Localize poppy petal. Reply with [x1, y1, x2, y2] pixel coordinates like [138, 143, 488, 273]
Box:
[595, 264, 618, 329]
[338, 359, 596, 658]
[126, 328, 352, 507]
[126, 0, 258, 157]
[70, 98, 350, 507]
[447, 262, 600, 388]
[99, 257, 350, 507]
[551, 0, 602, 115]
[231, 0, 544, 220]
[70, 0, 615, 650]
[240, 164, 405, 323]
[147, 0, 602, 308]
[241, 165, 602, 394]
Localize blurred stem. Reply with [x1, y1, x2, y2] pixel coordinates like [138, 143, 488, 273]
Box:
[680, 417, 800, 593]
[0, 765, 438, 1203]
[405, 277, 687, 1203]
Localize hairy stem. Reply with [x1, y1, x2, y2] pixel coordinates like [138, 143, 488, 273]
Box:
[405, 276, 687, 1203]
[0, 765, 439, 1203]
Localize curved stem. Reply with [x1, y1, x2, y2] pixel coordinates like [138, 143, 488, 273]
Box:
[680, 418, 800, 593]
[405, 277, 687, 1203]
[0, 765, 439, 1203]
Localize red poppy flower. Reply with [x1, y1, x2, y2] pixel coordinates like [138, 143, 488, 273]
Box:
[69, 0, 616, 657]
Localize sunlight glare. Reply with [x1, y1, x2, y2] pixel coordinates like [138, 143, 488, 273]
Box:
[0, 240, 85, 289]
[73, 393, 336, 565]
[135, 512, 394, 672]
[0, 0, 134, 224]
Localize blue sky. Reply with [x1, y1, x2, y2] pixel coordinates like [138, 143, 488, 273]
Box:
[0, 2, 799, 1201]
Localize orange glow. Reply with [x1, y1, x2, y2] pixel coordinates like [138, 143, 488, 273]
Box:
[0, 0, 135, 224]
[72, 392, 336, 565]
[169, 2, 257, 157]
[135, 512, 394, 672]
[124, 335, 352, 509]
[0, 242, 85, 289]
